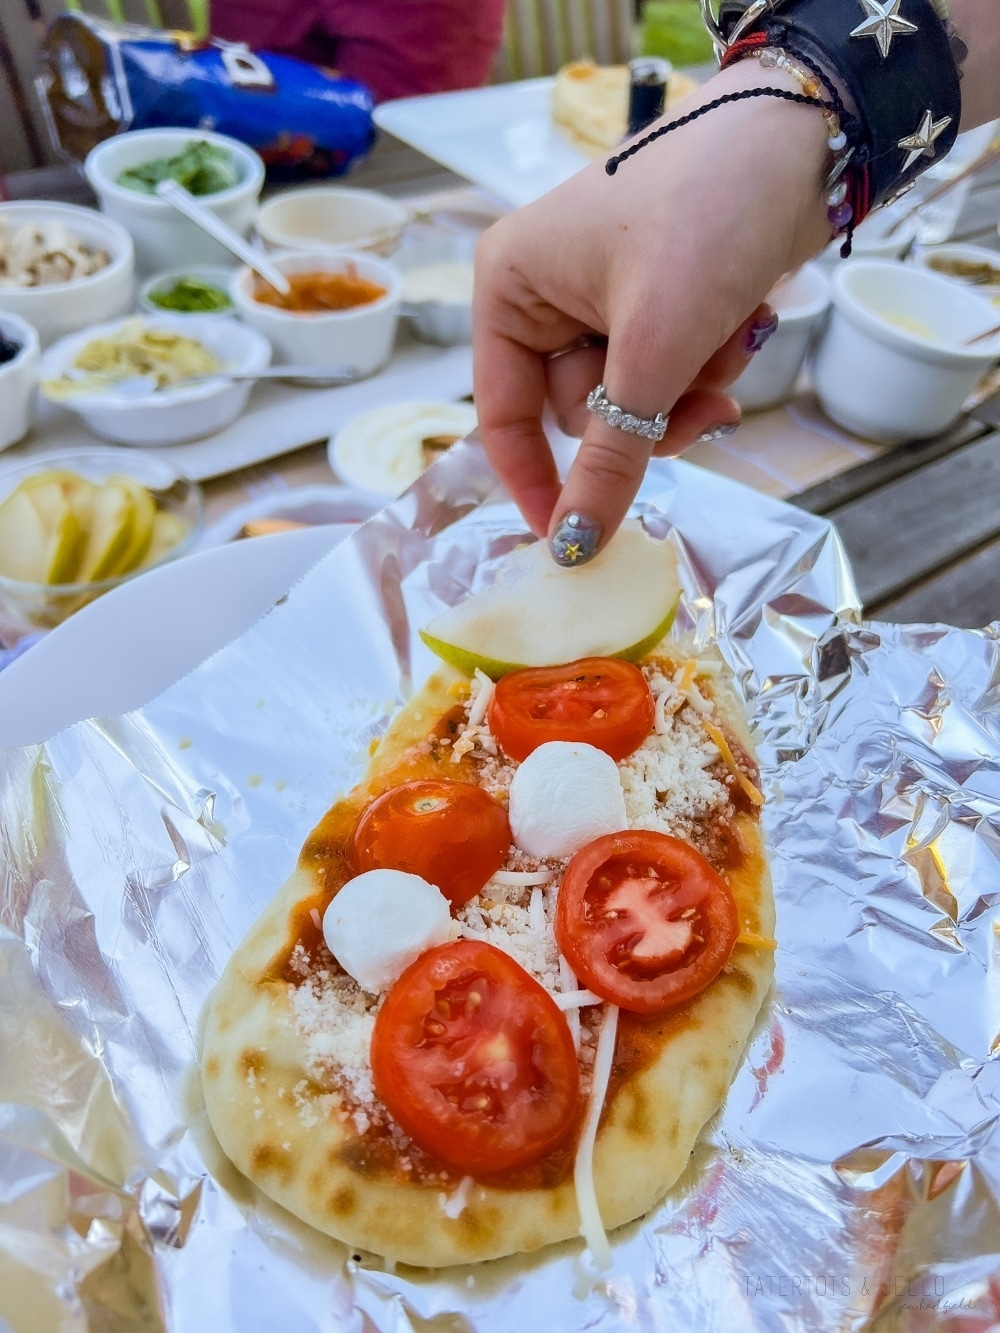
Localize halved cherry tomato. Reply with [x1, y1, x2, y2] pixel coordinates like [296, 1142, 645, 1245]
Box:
[371, 940, 580, 1176]
[555, 831, 738, 1015]
[488, 657, 654, 762]
[348, 780, 510, 908]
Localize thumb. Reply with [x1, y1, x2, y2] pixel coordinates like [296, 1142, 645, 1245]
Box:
[546, 333, 676, 567]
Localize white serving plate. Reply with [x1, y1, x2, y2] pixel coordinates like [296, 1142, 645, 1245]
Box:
[374, 78, 590, 208]
[0, 525, 351, 747]
[22, 331, 473, 480]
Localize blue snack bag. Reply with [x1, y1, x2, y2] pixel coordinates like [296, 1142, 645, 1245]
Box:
[37, 12, 375, 181]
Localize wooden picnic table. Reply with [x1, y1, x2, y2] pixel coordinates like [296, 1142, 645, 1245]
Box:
[4, 132, 1000, 629]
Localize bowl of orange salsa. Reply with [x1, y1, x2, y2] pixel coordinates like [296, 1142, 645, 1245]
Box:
[231, 250, 402, 377]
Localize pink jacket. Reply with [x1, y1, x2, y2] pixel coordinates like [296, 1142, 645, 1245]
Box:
[210, 0, 507, 103]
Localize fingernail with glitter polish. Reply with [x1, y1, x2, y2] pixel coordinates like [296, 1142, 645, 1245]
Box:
[746, 310, 779, 354]
[550, 512, 602, 567]
[697, 421, 740, 443]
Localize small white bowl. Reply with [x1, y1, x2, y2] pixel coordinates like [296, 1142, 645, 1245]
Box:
[231, 250, 402, 376]
[38, 313, 271, 446]
[197, 483, 384, 546]
[731, 262, 830, 411]
[84, 128, 264, 277]
[139, 265, 237, 318]
[0, 312, 40, 451]
[812, 259, 1000, 443]
[912, 244, 1000, 299]
[393, 231, 475, 346]
[329, 400, 478, 496]
[816, 202, 917, 272]
[256, 187, 409, 257]
[0, 201, 135, 347]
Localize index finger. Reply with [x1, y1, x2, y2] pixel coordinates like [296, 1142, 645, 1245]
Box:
[472, 323, 562, 538]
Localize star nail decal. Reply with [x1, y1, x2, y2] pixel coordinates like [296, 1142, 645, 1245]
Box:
[850, 0, 918, 58]
[560, 542, 583, 563]
[898, 109, 952, 171]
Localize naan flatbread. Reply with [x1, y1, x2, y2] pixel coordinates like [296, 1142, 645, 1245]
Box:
[201, 643, 773, 1267]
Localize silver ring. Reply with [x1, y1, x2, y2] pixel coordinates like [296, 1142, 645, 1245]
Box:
[586, 384, 668, 443]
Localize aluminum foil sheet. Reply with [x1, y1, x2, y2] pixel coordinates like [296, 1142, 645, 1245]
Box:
[2, 443, 999, 1332]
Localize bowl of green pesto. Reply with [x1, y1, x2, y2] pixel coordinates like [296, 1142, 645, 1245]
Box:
[84, 128, 264, 277]
[140, 266, 237, 318]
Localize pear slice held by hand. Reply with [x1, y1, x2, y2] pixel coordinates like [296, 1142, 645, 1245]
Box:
[420, 520, 682, 678]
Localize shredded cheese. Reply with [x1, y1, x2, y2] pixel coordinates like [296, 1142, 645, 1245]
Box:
[559, 954, 582, 1049]
[675, 660, 696, 697]
[736, 931, 777, 950]
[492, 869, 553, 887]
[701, 719, 764, 806]
[467, 670, 495, 728]
[553, 989, 603, 1011]
[573, 1003, 619, 1271]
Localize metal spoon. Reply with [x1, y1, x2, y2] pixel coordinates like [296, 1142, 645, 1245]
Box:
[108, 364, 360, 399]
[964, 321, 1000, 347]
[154, 179, 291, 295]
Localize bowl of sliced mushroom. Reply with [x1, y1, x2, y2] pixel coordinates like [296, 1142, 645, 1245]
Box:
[0, 201, 134, 347]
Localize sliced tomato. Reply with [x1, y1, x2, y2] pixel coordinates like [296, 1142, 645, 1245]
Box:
[555, 831, 738, 1015]
[348, 780, 510, 908]
[371, 941, 581, 1176]
[488, 657, 654, 762]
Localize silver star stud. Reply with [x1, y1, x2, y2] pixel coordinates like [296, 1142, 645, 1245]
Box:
[898, 109, 952, 171]
[850, 0, 918, 58]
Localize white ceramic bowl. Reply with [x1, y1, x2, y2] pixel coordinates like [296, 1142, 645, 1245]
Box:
[255, 187, 409, 257]
[38, 313, 271, 446]
[812, 259, 1000, 443]
[393, 231, 475, 346]
[816, 202, 917, 272]
[197, 484, 384, 546]
[84, 128, 264, 277]
[731, 262, 830, 411]
[0, 312, 40, 450]
[329, 400, 478, 496]
[0, 201, 134, 347]
[139, 264, 238, 317]
[912, 244, 1000, 299]
[231, 250, 402, 376]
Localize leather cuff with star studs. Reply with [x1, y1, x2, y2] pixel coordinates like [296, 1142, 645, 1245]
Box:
[710, 0, 963, 210]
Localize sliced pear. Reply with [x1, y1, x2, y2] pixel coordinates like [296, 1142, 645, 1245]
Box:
[420, 519, 681, 678]
[0, 488, 54, 583]
[108, 475, 156, 574]
[76, 482, 136, 584]
[140, 511, 187, 568]
[22, 478, 87, 585]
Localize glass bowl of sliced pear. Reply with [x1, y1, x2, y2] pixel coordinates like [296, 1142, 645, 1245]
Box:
[0, 447, 203, 632]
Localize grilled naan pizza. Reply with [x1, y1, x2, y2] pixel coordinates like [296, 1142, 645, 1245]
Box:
[201, 528, 774, 1268]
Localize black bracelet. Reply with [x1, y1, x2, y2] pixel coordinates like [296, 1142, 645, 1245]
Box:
[708, 0, 962, 210]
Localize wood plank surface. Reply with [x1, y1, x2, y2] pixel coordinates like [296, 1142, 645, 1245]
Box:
[870, 535, 1000, 627]
[827, 431, 1000, 608]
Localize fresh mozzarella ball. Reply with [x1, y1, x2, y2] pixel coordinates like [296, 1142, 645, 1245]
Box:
[322, 869, 453, 993]
[508, 741, 628, 859]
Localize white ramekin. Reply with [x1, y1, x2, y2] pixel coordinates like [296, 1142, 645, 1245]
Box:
[84, 128, 264, 277]
[0, 312, 41, 450]
[230, 250, 402, 376]
[812, 259, 1000, 443]
[0, 201, 134, 348]
[255, 187, 409, 257]
[38, 313, 271, 446]
[731, 262, 830, 411]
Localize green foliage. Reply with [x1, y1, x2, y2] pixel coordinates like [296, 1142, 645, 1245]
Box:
[640, 2, 715, 66]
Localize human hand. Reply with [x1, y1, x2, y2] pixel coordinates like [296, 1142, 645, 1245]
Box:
[473, 59, 833, 563]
